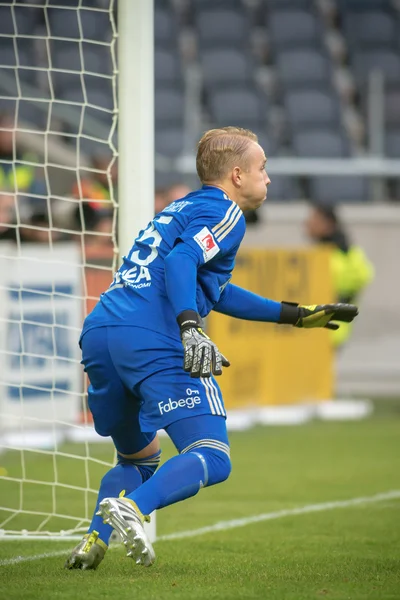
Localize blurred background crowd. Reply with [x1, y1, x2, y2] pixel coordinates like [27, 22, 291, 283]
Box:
[1, 0, 400, 252]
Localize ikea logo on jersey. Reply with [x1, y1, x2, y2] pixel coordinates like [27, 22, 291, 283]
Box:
[113, 265, 151, 289]
[193, 227, 219, 262]
[158, 388, 201, 414]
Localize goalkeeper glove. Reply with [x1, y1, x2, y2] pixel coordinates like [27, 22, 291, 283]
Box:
[177, 310, 230, 378]
[278, 302, 359, 330]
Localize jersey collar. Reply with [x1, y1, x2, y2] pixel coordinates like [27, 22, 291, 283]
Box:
[201, 185, 236, 204]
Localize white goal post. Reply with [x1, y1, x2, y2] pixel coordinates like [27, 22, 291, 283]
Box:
[0, 0, 156, 542]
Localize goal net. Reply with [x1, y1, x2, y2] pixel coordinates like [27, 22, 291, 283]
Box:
[0, 0, 128, 541]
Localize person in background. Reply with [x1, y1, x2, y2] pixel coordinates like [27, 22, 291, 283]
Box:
[305, 203, 374, 348]
[164, 182, 192, 204]
[0, 194, 65, 244]
[154, 186, 168, 215]
[71, 154, 116, 249]
[242, 207, 259, 225]
[0, 193, 16, 241]
[154, 182, 192, 215]
[0, 113, 47, 221]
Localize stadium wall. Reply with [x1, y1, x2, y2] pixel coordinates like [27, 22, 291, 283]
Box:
[245, 203, 400, 397]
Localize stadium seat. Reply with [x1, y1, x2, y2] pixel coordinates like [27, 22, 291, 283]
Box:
[268, 10, 322, 49]
[0, 40, 35, 70]
[0, 42, 37, 90]
[154, 8, 177, 48]
[51, 41, 113, 77]
[337, 0, 392, 12]
[201, 49, 253, 88]
[309, 176, 370, 203]
[62, 86, 114, 125]
[18, 99, 48, 131]
[253, 131, 277, 157]
[343, 11, 397, 49]
[265, 0, 315, 9]
[155, 127, 185, 158]
[83, 46, 114, 77]
[155, 87, 184, 127]
[80, 10, 113, 43]
[58, 84, 84, 107]
[51, 44, 82, 93]
[85, 86, 114, 112]
[268, 175, 302, 201]
[48, 0, 97, 6]
[48, 7, 113, 43]
[285, 90, 341, 129]
[78, 137, 114, 160]
[352, 50, 400, 85]
[385, 131, 400, 157]
[195, 9, 251, 49]
[0, 4, 39, 36]
[48, 7, 80, 39]
[0, 97, 46, 131]
[276, 49, 332, 88]
[51, 42, 82, 70]
[293, 129, 350, 157]
[191, 0, 244, 12]
[154, 49, 182, 85]
[208, 87, 268, 130]
[384, 87, 400, 127]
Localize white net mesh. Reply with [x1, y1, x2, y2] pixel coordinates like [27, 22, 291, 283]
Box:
[0, 0, 119, 539]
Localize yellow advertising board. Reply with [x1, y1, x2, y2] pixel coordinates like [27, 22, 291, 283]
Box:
[207, 247, 334, 409]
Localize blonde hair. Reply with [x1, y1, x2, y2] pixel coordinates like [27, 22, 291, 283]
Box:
[196, 127, 258, 183]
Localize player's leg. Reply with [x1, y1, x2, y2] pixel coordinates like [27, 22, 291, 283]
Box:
[126, 413, 230, 514]
[98, 362, 231, 565]
[98, 413, 230, 567]
[65, 327, 161, 570]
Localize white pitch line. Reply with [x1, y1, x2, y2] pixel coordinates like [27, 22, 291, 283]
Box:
[157, 489, 400, 541]
[1, 489, 399, 567]
[0, 549, 70, 566]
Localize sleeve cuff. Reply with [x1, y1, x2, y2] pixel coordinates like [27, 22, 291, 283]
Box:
[278, 301, 299, 325]
[177, 309, 202, 331]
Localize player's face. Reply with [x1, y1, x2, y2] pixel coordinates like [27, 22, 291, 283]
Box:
[240, 143, 270, 210]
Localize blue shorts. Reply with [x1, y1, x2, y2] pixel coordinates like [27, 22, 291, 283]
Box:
[80, 326, 226, 449]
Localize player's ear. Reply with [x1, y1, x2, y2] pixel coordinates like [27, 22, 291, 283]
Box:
[232, 166, 242, 187]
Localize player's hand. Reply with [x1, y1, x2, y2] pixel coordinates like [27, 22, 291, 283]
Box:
[279, 302, 359, 330]
[177, 310, 230, 378]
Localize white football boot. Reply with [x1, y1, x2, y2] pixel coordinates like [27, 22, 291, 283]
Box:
[97, 497, 155, 566]
[64, 530, 107, 570]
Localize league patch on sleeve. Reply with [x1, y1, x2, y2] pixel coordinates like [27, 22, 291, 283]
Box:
[193, 227, 220, 262]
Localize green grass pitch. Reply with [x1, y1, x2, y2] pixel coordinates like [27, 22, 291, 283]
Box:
[1, 405, 400, 599]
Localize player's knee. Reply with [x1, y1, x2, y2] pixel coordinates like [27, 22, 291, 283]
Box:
[117, 450, 161, 483]
[208, 448, 231, 485]
[189, 445, 231, 487]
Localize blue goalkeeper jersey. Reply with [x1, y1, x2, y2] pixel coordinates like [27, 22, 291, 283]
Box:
[81, 185, 246, 340]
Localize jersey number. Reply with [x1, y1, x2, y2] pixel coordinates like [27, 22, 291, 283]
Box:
[130, 215, 173, 266]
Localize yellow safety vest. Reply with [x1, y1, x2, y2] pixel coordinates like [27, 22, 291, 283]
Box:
[0, 162, 35, 192]
[330, 245, 374, 347]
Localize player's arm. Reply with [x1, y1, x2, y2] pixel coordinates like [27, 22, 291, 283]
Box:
[214, 283, 359, 330]
[164, 242, 229, 378]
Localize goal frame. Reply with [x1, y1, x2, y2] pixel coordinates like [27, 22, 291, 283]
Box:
[0, 0, 156, 543]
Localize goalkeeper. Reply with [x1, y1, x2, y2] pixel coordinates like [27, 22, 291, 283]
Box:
[65, 127, 358, 570]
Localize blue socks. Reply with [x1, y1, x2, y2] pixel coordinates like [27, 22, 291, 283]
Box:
[88, 450, 161, 545]
[91, 415, 231, 536]
[127, 445, 231, 516]
[126, 415, 231, 516]
[127, 452, 206, 515]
